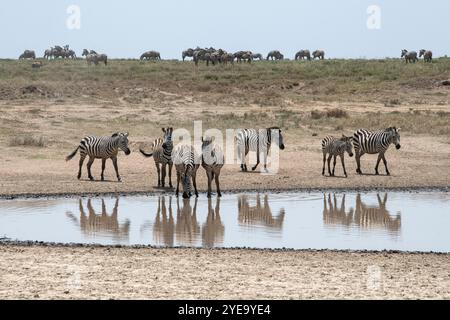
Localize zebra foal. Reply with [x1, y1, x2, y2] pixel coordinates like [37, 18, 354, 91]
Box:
[353, 127, 401, 175]
[201, 136, 224, 198]
[66, 132, 131, 182]
[321, 135, 354, 177]
[140, 127, 174, 188]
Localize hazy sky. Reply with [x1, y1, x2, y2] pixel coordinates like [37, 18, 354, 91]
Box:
[0, 0, 449, 59]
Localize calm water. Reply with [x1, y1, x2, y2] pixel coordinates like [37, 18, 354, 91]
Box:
[0, 192, 449, 252]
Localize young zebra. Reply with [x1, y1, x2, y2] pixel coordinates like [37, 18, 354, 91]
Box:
[172, 144, 200, 199]
[236, 127, 285, 172]
[353, 127, 401, 175]
[201, 136, 224, 198]
[139, 127, 174, 188]
[321, 135, 354, 177]
[66, 132, 131, 182]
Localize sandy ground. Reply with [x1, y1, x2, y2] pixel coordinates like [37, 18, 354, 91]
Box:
[0, 244, 449, 299]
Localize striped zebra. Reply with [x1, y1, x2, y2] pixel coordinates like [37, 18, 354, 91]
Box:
[201, 136, 224, 198]
[321, 135, 354, 177]
[236, 127, 285, 172]
[172, 144, 200, 198]
[353, 127, 401, 175]
[139, 127, 174, 188]
[66, 132, 131, 182]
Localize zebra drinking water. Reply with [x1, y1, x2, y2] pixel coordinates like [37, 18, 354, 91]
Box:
[66, 132, 131, 182]
[236, 127, 285, 172]
[353, 127, 401, 175]
[201, 136, 224, 198]
[321, 135, 354, 177]
[139, 127, 174, 188]
[172, 144, 200, 199]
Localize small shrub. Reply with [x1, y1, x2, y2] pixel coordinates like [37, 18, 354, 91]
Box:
[9, 135, 46, 147]
[311, 110, 324, 119]
[326, 108, 348, 118]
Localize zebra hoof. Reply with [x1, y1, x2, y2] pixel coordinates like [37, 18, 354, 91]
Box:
[89, 176, 94, 181]
[117, 177, 122, 182]
[218, 192, 222, 197]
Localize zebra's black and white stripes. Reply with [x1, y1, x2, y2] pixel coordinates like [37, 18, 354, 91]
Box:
[140, 127, 174, 188]
[353, 127, 401, 175]
[236, 127, 285, 172]
[172, 144, 200, 199]
[201, 136, 224, 198]
[321, 135, 354, 177]
[66, 132, 131, 182]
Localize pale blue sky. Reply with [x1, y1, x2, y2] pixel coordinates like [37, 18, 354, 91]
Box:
[0, 0, 448, 59]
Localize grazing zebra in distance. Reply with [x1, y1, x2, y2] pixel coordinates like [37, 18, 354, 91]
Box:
[401, 49, 418, 63]
[236, 127, 285, 172]
[172, 144, 200, 198]
[66, 132, 131, 182]
[419, 49, 433, 63]
[321, 135, 354, 177]
[139, 127, 174, 188]
[201, 136, 224, 198]
[353, 127, 401, 175]
[312, 50, 325, 60]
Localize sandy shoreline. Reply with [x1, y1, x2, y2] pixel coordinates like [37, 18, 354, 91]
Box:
[1, 243, 449, 299]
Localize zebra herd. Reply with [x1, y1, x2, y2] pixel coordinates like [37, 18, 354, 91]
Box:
[66, 126, 401, 198]
[401, 49, 433, 63]
[322, 126, 401, 178]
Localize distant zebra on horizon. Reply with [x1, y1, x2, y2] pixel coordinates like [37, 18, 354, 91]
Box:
[172, 144, 200, 199]
[66, 132, 131, 182]
[321, 135, 354, 177]
[353, 127, 401, 175]
[140, 127, 174, 188]
[236, 127, 285, 172]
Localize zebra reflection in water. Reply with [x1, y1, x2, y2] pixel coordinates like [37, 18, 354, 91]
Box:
[66, 198, 130, 241]
[322, 193, 401, 233]
[150, 196, 224, 247]
[238, 194, 285, 230]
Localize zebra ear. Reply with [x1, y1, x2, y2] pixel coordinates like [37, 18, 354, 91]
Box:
[124, 132, 129, 137]
[162, 128, 166, 133]
[111, 132, 119, 137]
[397, 127, 401, 132]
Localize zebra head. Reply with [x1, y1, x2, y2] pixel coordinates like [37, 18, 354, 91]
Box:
[268, 127, 285, 150]
[341, 135, 354, 157]
[82, 49, 89, 57]
[112, 132, 131, 155]
[401, 49, 408, 58]
[161, 127, 173, 148]
[419, 49, 426, 57]
[389, 127, 401, 149]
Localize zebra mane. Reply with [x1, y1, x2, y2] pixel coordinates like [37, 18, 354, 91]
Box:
[111, 133, 120, 137]
[266, 127, 281, 131]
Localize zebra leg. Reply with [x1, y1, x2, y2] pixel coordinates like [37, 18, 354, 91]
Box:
[355, 151, 363, 174]
[382, 154, 390, 176]
[340, 155, 347, 177]
[375, 154, 383, 175]
[332, 155, 337, 176]
[322, 152, 326, 175]
[215, 171, 222, 197]
[175, 171, 180, 197]
[78, 154, 86, 180]
[206, 170, 213, 198]
[112, 156, 121, 182]
[161, 164, 167, 188]
[252, 151, 260, 171]
[101, 158, 106, 181]
[327, 154, 333, 176]
[155, 162, 161, 187]
[262, 151, 268, 173]
[192, 172, 199, 198]
[87, 156, 95, 181]
[168, 163, 173, 188]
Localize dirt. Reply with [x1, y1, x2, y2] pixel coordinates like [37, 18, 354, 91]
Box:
[0, 244, 448, 299]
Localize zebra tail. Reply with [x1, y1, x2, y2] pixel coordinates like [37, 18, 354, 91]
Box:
[66, 146, 79, 162]
[139, 149, 153, 158]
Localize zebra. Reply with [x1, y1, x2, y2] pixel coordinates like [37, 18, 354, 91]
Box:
[295, 49, 311, 60]
[312, 50, 325, 60]
[321, 135, 354, 177]
[251, 53, 263, 61]
[139, 127, 174, 188]
[401, 49, 418, 63]
[140, 50, 161, 60]
[172, 144, 200, 198]
[65, 132, 131, 182]
[201, 136, 224, 198]
[353, 127, 401, 175]
[236, 127, 285, 172]
[19, 50, 36, 59]
[419, 49, 433, 63]
[266, 50, 284, 60]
